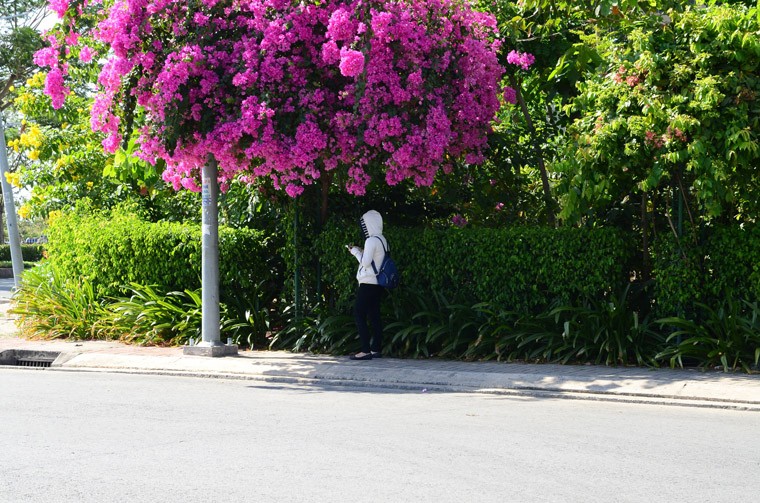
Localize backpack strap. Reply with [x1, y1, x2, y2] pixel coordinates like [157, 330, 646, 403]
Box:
[373, 235, 389, 253]
[370, 236, 388, 275]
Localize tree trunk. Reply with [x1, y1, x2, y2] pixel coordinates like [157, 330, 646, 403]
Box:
[510, 74, 556, 226]
[320, 171, 333, 226]
[641, 192, 650, 282]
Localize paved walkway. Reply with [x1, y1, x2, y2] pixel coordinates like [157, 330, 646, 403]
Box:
[1, 292, 759, 411]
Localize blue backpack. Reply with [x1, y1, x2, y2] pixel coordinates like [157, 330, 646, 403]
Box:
[371, 236, 400, 289]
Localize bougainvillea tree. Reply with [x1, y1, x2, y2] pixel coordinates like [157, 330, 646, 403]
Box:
[36, 0, 504, 199]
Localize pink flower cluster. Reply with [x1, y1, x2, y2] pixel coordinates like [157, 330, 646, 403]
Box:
[36, 0, 504, 197]
[506, 50, 535, 70]
[612, 65, 644, 88]
[645, 127, 688, 149]
[502, 86, 517, 104]
[44, 67, 70, 109]
[666, 126, 688, 143]
[451, 214, 468, 227]
[339, 48, 364, 77]
[79, 45, 95, 63]
[34, 35, 70, 109]
[49, 0, 70, 18]
[644, 131, 664, 149]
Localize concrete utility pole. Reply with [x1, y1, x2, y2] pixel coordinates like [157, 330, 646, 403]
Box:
[183, 155, 237, 357]
[0, 114, 24, 288]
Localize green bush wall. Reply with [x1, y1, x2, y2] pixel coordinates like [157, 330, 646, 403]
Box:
[653, 224, 760, 316]
[45, 210, 280, 306]
[0, 244, 45, 262]
[315, 221, 634, 313]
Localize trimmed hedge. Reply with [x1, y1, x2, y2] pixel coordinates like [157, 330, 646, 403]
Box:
[316, 221, 634, 313]
[45, 211, 280, 306]
[0, 244, 45, 262]
[653, 224, 760, 317]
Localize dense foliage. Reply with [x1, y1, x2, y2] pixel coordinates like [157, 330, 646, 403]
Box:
[558, 5, 760, 226]
[652, 224, 760, 318]
[0, 244, 44, 262]
[12, 201, 758, 371]
[11, 263, 269, 346]
[8, 71, 154, 220]
[315, 221, 633, 313]
[44, 204, 281, 305]
[0, 0, 47, 111]
[271, 284, 667, 367]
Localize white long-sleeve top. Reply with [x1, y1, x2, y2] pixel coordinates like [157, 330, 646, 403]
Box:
[350, 235, 388, 285]
[350, 209, 388, 284]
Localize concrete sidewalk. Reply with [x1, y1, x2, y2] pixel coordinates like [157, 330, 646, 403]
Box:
[2, 294, 759, 411]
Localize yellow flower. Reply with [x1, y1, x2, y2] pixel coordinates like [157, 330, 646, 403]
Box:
[48, 210, 63, 225]
[4, 172, 21, 187]
[18, 205, 31, 220]
[27, 72, 45, 88]
[19, 125, 43, 149]
[28, 150, 40, 161]
[86, 181, 94, 190]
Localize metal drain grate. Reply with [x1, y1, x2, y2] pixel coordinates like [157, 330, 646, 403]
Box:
[16, 359, 53, 368]
[0, 350, 60, 368]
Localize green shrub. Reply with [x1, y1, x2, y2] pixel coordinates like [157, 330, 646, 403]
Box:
[106, 283, 205, 346]
[269, 304, 357, 354]
[11, 264, 270, 347]
[0, 244, 45, 262]
[10, 262, 114, 340]
[281, 220, 640, 362]
[652, 224, 760, 317]
[655, 299, 760, 372]
[539, 286, 664, 366]
[45, 208, 281, 312]
[703, 226, 760, 303]
[270, 284, 664, 367]
[107, 283, 269, 347]
[415, 288, 663, 366]
[316, 221, 633, 313]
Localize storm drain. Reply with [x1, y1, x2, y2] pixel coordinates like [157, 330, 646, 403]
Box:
[0, 350, 61, 368]
[16, 358, 53, 368]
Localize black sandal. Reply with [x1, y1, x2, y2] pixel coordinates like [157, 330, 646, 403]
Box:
[349, 352, 372, 360]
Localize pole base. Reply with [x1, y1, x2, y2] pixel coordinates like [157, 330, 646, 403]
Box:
[182, 344, 238, 357]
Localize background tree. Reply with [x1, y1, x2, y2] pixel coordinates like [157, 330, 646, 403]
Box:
[469, 0, 694, 226]
[0, 0, 46, 112]
[9, 69, 204, 222]
[555, 4, 760, 277]
[0, 0, 47, 242]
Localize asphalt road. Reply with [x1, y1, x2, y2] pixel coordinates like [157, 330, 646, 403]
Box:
[1, 369, 758, 503]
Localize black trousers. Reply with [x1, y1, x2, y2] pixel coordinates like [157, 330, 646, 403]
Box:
[354, 283, 384, 353]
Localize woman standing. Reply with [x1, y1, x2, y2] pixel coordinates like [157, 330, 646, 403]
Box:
[346, 210, 387, 360]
